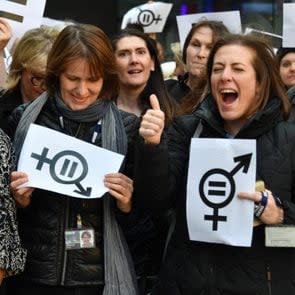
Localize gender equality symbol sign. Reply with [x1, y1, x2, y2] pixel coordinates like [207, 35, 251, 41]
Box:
[31, 147, 91, 197]
[137, 8, 162, 27]
[121, 2, 173, 33]
[17, 124, 124, 199]
[186, 138, 256, 247]
[199, 153, 252, 231]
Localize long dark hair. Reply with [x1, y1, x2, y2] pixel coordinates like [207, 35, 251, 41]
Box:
[112, 28, 177, 125]
[179, 72, 208, 115]
[179, 20, 230, 115]
[182, 20, 230, 64]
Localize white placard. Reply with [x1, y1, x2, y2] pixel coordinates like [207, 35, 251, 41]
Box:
[186, 138, 256, 247]
[0, 0, 46, 51]
[41, 16, 75, 30]
[41, 16, 68, 28]
[244, 27, 282, 51]
[17, 124, 124, 199]
[121, 2, 173, 33]
[282, 3, 295, 47]
[176, 10, 242, 50]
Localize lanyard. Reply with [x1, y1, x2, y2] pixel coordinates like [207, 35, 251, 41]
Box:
[58, 115, 101, 144]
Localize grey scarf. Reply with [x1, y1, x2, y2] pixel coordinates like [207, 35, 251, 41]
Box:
[14, 91, 139, 295]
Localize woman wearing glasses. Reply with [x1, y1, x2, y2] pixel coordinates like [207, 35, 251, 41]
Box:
[0, 25, 60, 133]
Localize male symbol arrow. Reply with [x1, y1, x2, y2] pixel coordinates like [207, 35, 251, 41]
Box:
[230, 153, 252, 176]
[74, 183, 92, 197]
[199, 152, 253, 231]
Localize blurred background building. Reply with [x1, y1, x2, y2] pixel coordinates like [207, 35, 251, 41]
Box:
[44, 0, 292, 61]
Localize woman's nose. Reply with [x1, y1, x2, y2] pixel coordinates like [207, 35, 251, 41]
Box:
[197, 46, 209, 58]
[290, 62, 295, 71]
[77, 81, 88, 95]
[130, 52, 139, 63]
[220, 68, 232, 82]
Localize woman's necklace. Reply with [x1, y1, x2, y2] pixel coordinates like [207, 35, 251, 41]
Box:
[74, 123, 82, 138]
[58, 115, 101, 142]
[59, 115, 82, 138]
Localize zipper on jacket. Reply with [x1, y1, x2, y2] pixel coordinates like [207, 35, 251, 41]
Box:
[266, 263, 272, 295]
[60, 198, 70, 285]
[207, 262, 215, 293]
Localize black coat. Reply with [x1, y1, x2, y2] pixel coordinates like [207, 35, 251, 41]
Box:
[135, 95, 295, 295]
[0, 88, 22, 134]
[287, 85, 295, 124]
[7, 98, 155, 287]
[165, 74, 190, 103]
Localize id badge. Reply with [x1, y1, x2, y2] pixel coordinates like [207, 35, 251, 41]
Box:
[65, 228, 95, 250]
[265, 225, 295, 247]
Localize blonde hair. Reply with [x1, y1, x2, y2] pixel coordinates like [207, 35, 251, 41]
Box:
[4, 25, 60, 90]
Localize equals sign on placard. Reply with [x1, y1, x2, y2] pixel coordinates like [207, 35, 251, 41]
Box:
[60, 159, 78, 178]
[208, 181, 226, 196]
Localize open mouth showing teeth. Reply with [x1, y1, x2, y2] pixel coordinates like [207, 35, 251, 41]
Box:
[221, 90, 238, 104]
[128, 70, 142, 74]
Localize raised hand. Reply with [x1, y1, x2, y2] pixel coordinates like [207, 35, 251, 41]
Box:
[139, 94, 165, 145]
[10, 171, 34, 208]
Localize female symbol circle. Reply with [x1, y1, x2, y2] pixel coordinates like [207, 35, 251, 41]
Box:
[137, 10, 155, 26]
[50, 150, 88, 184]
[199, 168, 235, 209]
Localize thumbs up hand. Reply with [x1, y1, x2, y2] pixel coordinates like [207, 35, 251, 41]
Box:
[139, 94, 165, 145]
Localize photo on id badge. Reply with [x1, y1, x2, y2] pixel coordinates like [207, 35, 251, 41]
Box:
[65, 228, 95, 249]
[80, 229, 95, 248]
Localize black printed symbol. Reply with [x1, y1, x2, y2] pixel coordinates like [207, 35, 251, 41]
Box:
[31, 147, 92, 196]
[137, 9, 162, 27]
[199, 153, 252, 231]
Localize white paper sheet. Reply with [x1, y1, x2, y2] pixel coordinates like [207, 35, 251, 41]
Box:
[17, 124, 124, 199]
[0, 0, 46, 51]
[282, 3, 295, 47]
[186, 138, 256, 247]
[121, 2, 173, 33]
[244, 27, 282, 51]
[176, 10, 242, 50]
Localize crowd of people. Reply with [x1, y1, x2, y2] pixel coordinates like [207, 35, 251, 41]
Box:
[1, 4, 295, 295]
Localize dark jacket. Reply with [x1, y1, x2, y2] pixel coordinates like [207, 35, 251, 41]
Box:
[135, 95, 295, 295]
[0, 88, 22, 134]
[287, 85, 295, 123]
[120, 110, 172, 279]
[119, 110, 159, 277]
[7, 98, 146, 287]
[165, 73, 190, 103]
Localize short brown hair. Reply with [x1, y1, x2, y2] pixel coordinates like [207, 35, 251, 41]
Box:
[46, 23, 118, 99]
